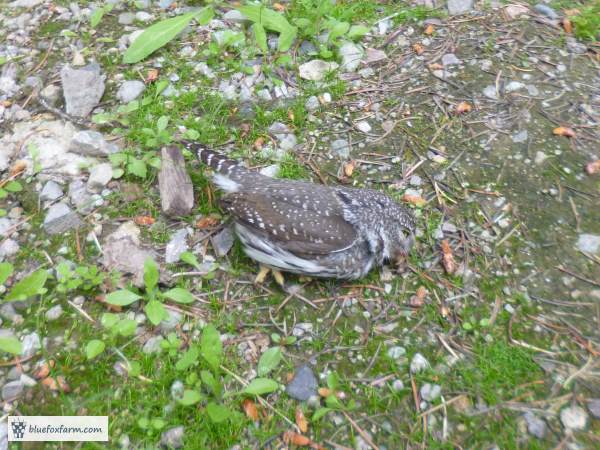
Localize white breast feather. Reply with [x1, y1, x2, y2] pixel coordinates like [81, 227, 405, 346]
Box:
[213, 174, 240, 193]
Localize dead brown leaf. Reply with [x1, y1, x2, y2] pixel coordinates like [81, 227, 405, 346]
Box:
[240, 123, 251, 139]
[441, 239, 456, 275]
[424, 24, 434, 35]
[134, 216, 156, 226]
[253, 136, 265, 150]
[242, 399, 259, 421]
[195, 215, 220, 229]
[585, 160, 600, 175]
[9, 160, 27, 177]
[273, 2, 286, 12]
[318, 387, 332, 397]
[413, 43, 425, 55]
[343, 160, 356, 177]
[564, 8, 581, 17]
[553, 126, 576, 138]
[33, 360, 55, 380]
[401, 193, 427, 207]
[455, 101, 472, 114]
[428, 63, 444, 70]
[145, 69, 160, 84]
[288, 110, 295, 122]
[41, 375, 70, 392]
[410, 286, 428, 308]
[283, 431, 311, 446]
[562, 18, 573, 34]
[295, 407, 308, 433]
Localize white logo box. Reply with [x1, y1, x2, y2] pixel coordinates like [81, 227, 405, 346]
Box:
[8, 416, 109, 441]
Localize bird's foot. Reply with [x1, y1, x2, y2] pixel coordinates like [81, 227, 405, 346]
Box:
[254, 265, 271, 284]
[298, 275, 313, 283]
[272, 270, 285, 287]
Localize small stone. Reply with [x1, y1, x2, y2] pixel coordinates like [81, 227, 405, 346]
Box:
[256, 89, 272, 101]
[527, 85, 540, 96]
[483, 85, 499, 100]
[305, 96, 320, 112]
[534, 4, 559, 20]
[159, 310, 183, 333]
[410, 353, 430, 373]
[118, 12, 135, 25]
[447, 0, 474, 15]
[560, 405, 588, 430]
[116, 80, 146, 103]
[142, 335, 164, 354]
[135, 11, 153, 22]
[331, 139, 351, 159]
[534, 151, 548, 165]
[387, 346, 406, 359]
[2, 380, 24, 401]
[160, 426, 184, 449]
[21, 332, 41, 358]
[211, 226, 234, 257]
[40, 84, 61, 105]
[511, 130, 528, 143]
[60, 63, 106, 117]
[504, 4, 530, 20]
[87, 163, 113, 193]
[576, 234, 600, 254]
[40, 180, 64, 201]
[524, 411, 546, 439]
[566, 39, 587, 55]
[420, 383, 441, 402]
[356, 121, 372, 133]
[165, 229, 189, 264]
[392, 379, 404, 392]
[363, 48, 387, 65]
[0, 239, 19, 259]
[441, 53, 461, 66]
[299, 60, 338, 81]
[70, 130, 118, 157]
[43, 203, 83, 235]
[339, 42, 363, 72]
[286, 365, 318, 401]
[587, 399, 600, 419]
[45, 305, 64, 321]
[409, 175, 422, 186]
[223, 9, 248, 24]
[505, 81, 525, 93]
[170, 380, 184, 400]
[442, 222, 457, 233]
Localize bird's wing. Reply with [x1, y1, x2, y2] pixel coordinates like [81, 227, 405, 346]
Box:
[220, 191, 357, 256]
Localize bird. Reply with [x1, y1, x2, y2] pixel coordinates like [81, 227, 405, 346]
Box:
[183, 141, 416, 285]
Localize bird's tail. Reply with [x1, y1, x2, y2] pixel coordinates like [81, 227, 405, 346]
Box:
[181, 140, 251, 183]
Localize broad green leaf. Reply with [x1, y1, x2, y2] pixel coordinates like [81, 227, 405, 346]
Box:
[327, 372, 340, 391]
[176, 346, 200, 371]
[123, 8, 213, 64]
[126, 360, 141, 376]
[163, 288, 194, 304]
[90, 7, 105, 28]
[105, 290, 141, 306]
[128, 158, 147, 178]
[85, 339, 106, 360]
[200, 325, 222, 372]
[347, 24, 370, 39]
[312, 407, 333, 421]
[206, 402, 232, 423]
[243, 378, 279, 396]
[4, 181, 22, 193]
[144, 258, 159, 291]
[144, 300, 167, 325]
[325, 393, 343, 409]
[115, 319, 137, 337]
[6, 269, 48, 301]
[112, 168, 125, 179]
[101, 313, 119, 329]
[200, 370, 221, 397]
[156, 115, 169, 132]
[177, 389, 203, 406]
[257, 347, 282, 377]
[252, 23, 268, 53]
[328, 20, 350, 41]
[179, 251, 201, 270]
[155, 79, 169, 96]
[0, 56, 7, 66]
[238, 5, 297, 51]
[151, 418, 166, 430]
[0, 262, 13, 285]
[0, 337, 22, 355]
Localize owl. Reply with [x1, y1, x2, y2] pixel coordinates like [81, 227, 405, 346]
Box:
[183, 141, 415, 285]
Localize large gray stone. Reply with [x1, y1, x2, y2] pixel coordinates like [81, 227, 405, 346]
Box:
[70, 130, 119, 157]
[339, 42, 364, 72]
[87, 163, 113, 193]
[447, 0, 474, 15]
[40, 180, 64, 201]
[286, 365, 318, 401]
[299, 60, 338, 81]
[116, 80, 146, 103]
[576, 234, 600, 254]
[1, 380, 24, 401]
[60, 64, 106, 117]
[43, 202, 83, 235]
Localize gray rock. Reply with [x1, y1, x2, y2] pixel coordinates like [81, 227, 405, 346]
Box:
[0, 422, 7, 450]
[420, 383, 441, 402]
[339, 42, 363, 72]
[560, 405, 588, 430]
[45, 304, 64, 321]
[299, 40, 318, 56]
[171, 380, 184, 400]
[588, 399, 600, 419]
[527, 84, 540, 96]
[116, 80, 146, 103]
[442, 222, 457, 233]
[524, 411, 546, 439]
[299, 60, 338, 81]
[392, 379, 404, 392]
[331, 139, 351, 158]
[60, 64, 106, 117]
[0, 63, 19, 98]
[223, 9, 248, 24]
[576, 234, 600, 254]
[410, 353, 430, 373]
[0, 239, 19, 260]
[534, 151, 548, 165]
[102, 222, 157, 286]
[278, 134, 297, 151]
[566, 39, 587, 55]
[356, 121, 372, 133]
[409, 175, 422, 187]
[157, 0, 174, 8]
[0, 305, 23, 324]
[447, 0, 474, 15]
[256, 89, 273, 101]
[118, 12, 135, 25]
[160, 426, 184, 449]
[70, 130, 118, 157]
[268, 122, 291, 135]
[286, 365, 318, 401]
[40, 180, 64, 201]
[142, 335, 164, 354]
[211, 226, 234, 257]
[158, 310, 182, 333]
[43, 202, 83, 235]
[194, 62, 215, 79]
[135, 11, 153, 22]
[483, 85, 499, 100]
[87, 163, 113, 193]
[2, 380, 24, 401]
[21, 332, 41, 358]
[165, 229, 189, 264]
[387, 346, 406, 359]
[41, 84, 61, 105]
[69, 180, 95, 213]
[534, 4, 559, 20]
[506, 81, 525, 93]
[305, 95, 320, 112]
[512, 130, 528, 143]
[9, 0, 43, 6]
[0, 218, 12, 237]
[441, 53, 461, 66]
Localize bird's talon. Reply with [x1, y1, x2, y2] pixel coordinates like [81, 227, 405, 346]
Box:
[254, 266, 270, 284]
[272, 270, 285, 287]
